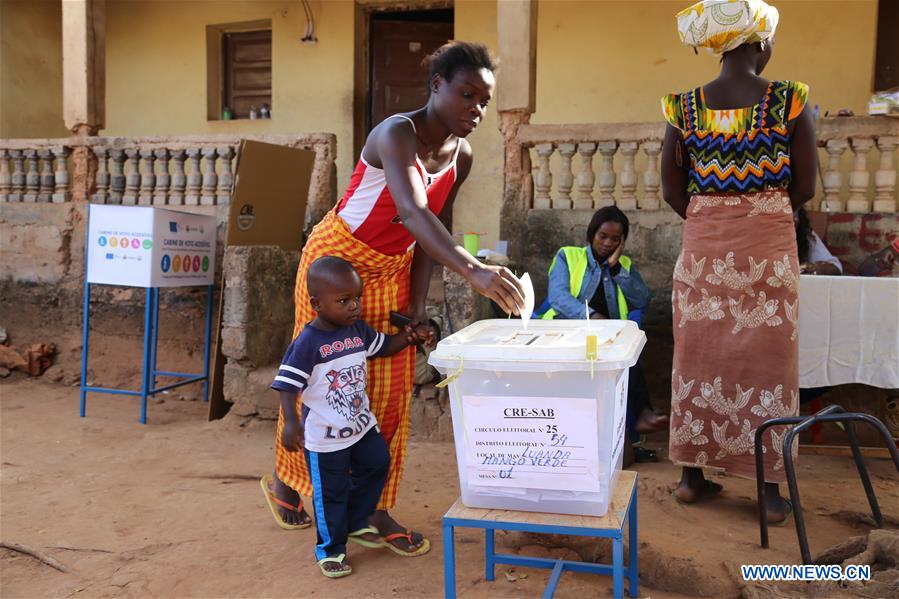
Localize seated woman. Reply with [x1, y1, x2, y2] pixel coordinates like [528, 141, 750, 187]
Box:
[542, 206, 668, 460]
[795, 207, 842, 275]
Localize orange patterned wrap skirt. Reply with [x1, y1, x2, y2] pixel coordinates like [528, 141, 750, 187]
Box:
[275, 210, 415, 509]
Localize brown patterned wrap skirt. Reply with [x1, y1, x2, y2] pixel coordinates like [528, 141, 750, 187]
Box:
[669, 190, 799, 484]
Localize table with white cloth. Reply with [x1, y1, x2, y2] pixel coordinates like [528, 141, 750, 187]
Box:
[799, 275, 899, 389]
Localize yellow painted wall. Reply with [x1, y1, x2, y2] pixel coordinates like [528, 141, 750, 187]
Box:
[104, 0, 501, 243]
[534, 0, 879, 124]
[0, 0, 881, 244]
[0, 0, 68, 138]
[104, 0, 356, 187]
[454, 0, 503, 248]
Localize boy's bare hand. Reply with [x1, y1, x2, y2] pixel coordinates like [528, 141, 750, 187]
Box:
[281, 418, 304, 452]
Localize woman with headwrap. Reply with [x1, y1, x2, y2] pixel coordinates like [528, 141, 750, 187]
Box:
[660, 0, 817, 524]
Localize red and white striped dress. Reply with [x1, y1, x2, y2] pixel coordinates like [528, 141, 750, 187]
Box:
[336, 114, 461, 255]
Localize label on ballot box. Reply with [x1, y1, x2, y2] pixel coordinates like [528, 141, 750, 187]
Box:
[463, 395, 600, 492]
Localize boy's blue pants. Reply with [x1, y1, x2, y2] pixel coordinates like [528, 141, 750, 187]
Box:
[305, 427, 390, 560]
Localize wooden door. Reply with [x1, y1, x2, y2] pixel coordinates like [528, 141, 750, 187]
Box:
[369, 20, 453, 130]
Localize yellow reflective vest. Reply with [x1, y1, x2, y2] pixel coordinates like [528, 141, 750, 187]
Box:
[541, 246, 631, 320]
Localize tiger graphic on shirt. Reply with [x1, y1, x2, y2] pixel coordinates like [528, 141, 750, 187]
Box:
[325, 364, 367, 422]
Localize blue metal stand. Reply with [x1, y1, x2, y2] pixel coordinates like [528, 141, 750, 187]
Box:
[442, 472, 639, 598]
[79, 283, 214, 424]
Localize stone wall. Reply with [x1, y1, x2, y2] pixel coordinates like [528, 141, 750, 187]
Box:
[220, 245, 299, 419]
[0, 202, 73, 284]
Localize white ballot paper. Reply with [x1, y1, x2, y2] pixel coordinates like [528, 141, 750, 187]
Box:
[519, 272, 535, 326]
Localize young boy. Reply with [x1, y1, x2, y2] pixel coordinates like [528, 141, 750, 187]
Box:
[271, 256, 430, 578]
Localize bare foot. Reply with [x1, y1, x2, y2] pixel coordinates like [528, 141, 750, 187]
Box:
[272, 474, 311, 526]
[369, 510, 426, 553]
[763, 483, 792, 525]
[673, 479, 723, 504]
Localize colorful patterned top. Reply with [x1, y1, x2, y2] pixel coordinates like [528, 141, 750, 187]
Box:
[661, 80, 809, 195]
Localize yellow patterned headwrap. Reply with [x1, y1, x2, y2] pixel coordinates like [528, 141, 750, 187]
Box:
[677, 0, 779, 55]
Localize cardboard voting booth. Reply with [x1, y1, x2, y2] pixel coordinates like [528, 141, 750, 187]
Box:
[207, 140, 317, 420]
[81, 205, 218, 424]
[86, 205, 216, 288]
[225, 140, 316, 250]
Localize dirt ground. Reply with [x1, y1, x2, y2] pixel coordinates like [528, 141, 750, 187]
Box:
[1, 295, 897, 598]
[1, 373, 897, 599]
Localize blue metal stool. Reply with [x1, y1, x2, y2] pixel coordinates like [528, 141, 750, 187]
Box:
[442, 470, 638, 598]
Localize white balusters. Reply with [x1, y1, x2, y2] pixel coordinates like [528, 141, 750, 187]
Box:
[847, 138, 874, 212]
[0, 150, 10, 201]
[139, 149, 156, 205]
[642, 141, 662, 210]
[9, 150, 24, 202]
[618, 142, 638, 210]
[575, 143, 596, 210]
[23, 150, 39, 202]
[596, 141, 617, 208]
[821, 139, 847, 212]
[533, 144, 553, 209]
[153, 149, 170, 205]
[170, 150, 186, 205]
[38, 150, 53, 202]
[185, 148, 201, 205]
[526, 139, 674, 211]
[515, 119, 899, 214]
[217, 145, 234, 204]
[2, 140, 334, 207]
[554, 143, 576, 209]
[874, 136, 898, 213]
[109, 149, 126, 204]
[93, 148, 109, 203]
[201, 148, 218, 206]
[51, 147, 70, 203]
[123, 149, 140, 205]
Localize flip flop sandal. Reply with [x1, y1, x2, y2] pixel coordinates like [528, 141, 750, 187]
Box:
[348, 526, 385, 549]
[671, 481, 723, 505]
[317, 553, 352, 579]
[769, 498, 794, 527]
[260, 474, 311, 530]
[383, 530, 431, 557]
